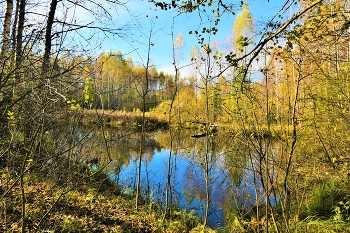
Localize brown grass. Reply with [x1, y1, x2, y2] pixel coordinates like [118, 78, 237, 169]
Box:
[77, 109, 169, 130]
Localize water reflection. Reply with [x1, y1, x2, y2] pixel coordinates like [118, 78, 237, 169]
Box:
[75, 126, 267, 228]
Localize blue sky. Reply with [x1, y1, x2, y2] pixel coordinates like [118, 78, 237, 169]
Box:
[73, 0, 295, 76]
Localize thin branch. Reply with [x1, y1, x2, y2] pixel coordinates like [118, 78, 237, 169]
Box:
[241, 0, 323, 78]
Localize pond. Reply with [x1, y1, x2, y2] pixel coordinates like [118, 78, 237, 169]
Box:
[77, 126, 269, 228]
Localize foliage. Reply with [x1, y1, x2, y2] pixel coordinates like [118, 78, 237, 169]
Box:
[291, 217, 350, 233]
[2, 0, 350, 232]
[232, 3, 254, 53]
[83, 77, 95, 109]
[307, 179, 350, 218]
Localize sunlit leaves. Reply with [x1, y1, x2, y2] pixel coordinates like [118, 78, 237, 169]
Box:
[6, 110, 15, 121]
[83, 77, 95, 108]
[232, 2, 253, 52]
[236, 36, 250, 52]
[66, 99, 81, 110]
[203, 44, 211, 54]
[213, 50, 223, 61]
[174, 32, 185, 48]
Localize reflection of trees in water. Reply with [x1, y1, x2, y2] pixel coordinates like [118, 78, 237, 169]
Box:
[42, 121, 346, 229]
[74, 127, 161, 163]
[72, 126, 279, 227]
[178, 131, 278, 227]
[184, 161, 206, 203]
[180, 132, 237, 227]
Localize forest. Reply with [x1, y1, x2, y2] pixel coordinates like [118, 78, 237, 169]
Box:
[1, 0, 350, 232]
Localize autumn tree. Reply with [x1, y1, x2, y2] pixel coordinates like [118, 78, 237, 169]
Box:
[232, 2, 254, 55]
[235, 1, 350, 230]
[0, 0, 131, 231]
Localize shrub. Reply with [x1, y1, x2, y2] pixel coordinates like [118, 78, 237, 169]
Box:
[307, 178, 349, 218]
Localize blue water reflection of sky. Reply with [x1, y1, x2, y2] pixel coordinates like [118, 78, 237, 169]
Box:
[114, 147, 270, 228]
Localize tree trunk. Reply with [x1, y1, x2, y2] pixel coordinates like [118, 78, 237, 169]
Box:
[42, 0, 58, 75]
[0, 0, 13, 73]
[13, 0, 25, 101]
[15, 0, 25, 71]
[11, 0, 20, 54]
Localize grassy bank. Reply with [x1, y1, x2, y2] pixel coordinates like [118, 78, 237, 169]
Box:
[1, 163, 210, 232]
[69, 109, 169, 130]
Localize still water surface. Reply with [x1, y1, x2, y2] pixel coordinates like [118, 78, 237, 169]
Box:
[81, 127, 266, 228]
[117, 149, 227, 227]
